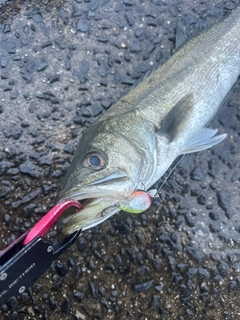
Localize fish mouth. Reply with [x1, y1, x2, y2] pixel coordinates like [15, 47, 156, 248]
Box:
[61, 196, 121, 234]
[58, 170, 129, 234]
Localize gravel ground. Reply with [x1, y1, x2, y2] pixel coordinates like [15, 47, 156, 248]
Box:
[0, 0, 240, 319]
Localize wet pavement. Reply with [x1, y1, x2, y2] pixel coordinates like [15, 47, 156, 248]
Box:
[0, 0, 240, 319]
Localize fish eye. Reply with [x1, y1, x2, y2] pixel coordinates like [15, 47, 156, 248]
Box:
[84, 153, 105, 170]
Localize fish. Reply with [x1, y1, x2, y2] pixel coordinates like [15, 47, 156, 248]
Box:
[57, 7, 240, 234]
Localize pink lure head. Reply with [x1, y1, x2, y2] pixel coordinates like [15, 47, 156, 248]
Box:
[120, 190, 152, 214]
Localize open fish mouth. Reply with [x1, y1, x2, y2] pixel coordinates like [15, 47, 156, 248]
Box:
[59, 190, 121, 234]
[58, 170, 130, 234]
[60, 190, 153, 234]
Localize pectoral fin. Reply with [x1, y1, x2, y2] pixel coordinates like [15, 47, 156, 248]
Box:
[182, 128, 227, 154]
[158, 93, 194, 142]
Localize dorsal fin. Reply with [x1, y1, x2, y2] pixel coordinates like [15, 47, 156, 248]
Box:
[175, 19, 189, 49]
[130, 67, 156, 90]
[175, 16, 212, 50]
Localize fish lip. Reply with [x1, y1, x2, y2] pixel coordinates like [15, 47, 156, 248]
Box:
[58, 188, 118, 203]
[58, 169, 128, 202]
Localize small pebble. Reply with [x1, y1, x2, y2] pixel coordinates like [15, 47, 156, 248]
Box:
[74, 292, 84, 302]
[132, 280, 154, 293]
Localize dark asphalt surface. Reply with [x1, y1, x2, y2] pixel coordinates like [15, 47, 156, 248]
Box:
[0, 0, 240, 319]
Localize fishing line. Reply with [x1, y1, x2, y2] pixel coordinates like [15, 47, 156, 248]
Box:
[151, 155, 186, 197]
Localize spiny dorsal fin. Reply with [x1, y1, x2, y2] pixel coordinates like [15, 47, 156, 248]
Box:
[158, 93, 194, 142]
[130, 67, 156, 91]
[175, 15, 212, 50]
[175, 19, 189, 49]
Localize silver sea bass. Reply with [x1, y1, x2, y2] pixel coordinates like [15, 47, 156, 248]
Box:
[58, 8, 240, 234]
